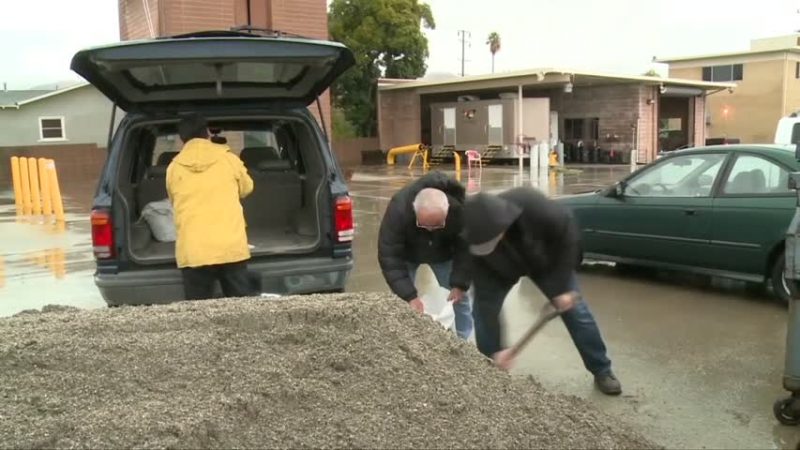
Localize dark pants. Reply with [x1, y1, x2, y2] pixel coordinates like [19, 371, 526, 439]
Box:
[181, 261, 259, 300]
[472, 272, 612, 376]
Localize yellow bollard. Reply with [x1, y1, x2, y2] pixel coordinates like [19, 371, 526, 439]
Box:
[10, 157, 23, 212]
[18, 157, 32, 215]
[38, 158, 52, 217]
[28, 157, 42, 216]
[453, 151, 462, 182]
[549, 150, 559, 168]
[47, 159, 65, 222]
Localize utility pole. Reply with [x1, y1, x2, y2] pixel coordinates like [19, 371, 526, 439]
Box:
[457, 30, 471, 77]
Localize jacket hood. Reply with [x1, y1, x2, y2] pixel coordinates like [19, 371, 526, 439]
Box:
[173, 138, 229, 173]
[409, 171, 466, 203]
[462, 192, 522, 250]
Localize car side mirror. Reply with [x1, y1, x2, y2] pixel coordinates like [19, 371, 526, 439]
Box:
[790, 172, 800, 191]
[611, 181, 626, 198]
[795, 142, 800, 162]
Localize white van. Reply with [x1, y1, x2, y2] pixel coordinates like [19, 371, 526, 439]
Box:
[775, 112, 800, 145]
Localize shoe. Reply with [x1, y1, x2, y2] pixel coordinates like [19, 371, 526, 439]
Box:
[594, 372, 622, 396]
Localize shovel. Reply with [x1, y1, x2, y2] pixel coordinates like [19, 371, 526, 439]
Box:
[494, 293, 580, 370]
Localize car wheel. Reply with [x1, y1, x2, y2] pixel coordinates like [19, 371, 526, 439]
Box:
[771, 252, 797, 305]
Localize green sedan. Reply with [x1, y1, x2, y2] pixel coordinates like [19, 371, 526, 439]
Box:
[557, 144, 799, 302]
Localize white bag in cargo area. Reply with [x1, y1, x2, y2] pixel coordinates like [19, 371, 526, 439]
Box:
[141, 198, 177, 242]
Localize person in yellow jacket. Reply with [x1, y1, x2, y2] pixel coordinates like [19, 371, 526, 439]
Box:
[166, 114, 257, 300]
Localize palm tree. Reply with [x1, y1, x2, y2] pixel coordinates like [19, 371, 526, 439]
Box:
[486, 32, 501, 74]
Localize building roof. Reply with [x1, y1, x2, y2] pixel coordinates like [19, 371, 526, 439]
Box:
[0, 90, 53, 107]
[655, 48, 800, 64]
[377, 67, 734, 93]
[0, 82, 90, 109]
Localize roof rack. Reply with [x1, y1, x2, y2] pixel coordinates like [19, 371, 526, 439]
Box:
[229, 25, 308, 39]
[165, 28, 310, 40]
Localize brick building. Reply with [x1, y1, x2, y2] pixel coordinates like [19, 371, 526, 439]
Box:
[118, 0, 331, 132]
[378, 69, 734, 164]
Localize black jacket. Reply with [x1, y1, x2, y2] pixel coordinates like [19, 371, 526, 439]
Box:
[378, 171, 470, 301]
[464, 187, 579, 300]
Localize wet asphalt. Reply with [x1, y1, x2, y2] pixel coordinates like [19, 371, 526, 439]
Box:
[1, 162, 798, 448]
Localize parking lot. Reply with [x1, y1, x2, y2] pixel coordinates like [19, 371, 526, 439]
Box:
[1, 163, 799, 448]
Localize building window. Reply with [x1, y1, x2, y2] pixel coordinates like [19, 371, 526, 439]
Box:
[564, 118, 585, 140]
[795, 62, 800, 79]
[701, 64, 743, 82]
[39, 117, 65, 141]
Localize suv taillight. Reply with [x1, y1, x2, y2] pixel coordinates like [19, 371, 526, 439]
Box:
[91, 209, 115, 259]
[334, 196, 354, 243]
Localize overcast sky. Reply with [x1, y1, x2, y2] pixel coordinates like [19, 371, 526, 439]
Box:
[1, 0, 799, 89]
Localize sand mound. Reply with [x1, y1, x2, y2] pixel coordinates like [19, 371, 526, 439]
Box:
[0, 293, 656, 448]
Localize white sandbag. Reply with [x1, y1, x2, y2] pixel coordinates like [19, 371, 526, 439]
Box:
[423, 292, 456, 332]
[141, 198, 176, 242]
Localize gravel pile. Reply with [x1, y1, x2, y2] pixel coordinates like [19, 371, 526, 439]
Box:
[0, 293, 656, 449]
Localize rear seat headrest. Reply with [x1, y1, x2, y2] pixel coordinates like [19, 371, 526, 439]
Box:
[240, 146, 281, 168]
[146, 165, 168, 178]
[156, 151, 178, 166]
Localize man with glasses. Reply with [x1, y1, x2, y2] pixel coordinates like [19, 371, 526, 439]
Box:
[378, 171, 473, 340]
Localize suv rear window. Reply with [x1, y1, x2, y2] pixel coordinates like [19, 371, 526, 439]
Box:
[128, 62, 307, 89]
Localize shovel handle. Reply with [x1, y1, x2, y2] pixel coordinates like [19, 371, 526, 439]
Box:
[508, 294, 580, 357]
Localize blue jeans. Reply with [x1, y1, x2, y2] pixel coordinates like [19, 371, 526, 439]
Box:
[472, 272, 612, 376]
[408, 261, 474, 340]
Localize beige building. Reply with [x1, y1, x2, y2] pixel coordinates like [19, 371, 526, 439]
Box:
[657, 34, 800, 144]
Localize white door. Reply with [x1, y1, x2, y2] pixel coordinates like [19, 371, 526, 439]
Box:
[488, 104, 503, 145]
[443, 108, 456, 146]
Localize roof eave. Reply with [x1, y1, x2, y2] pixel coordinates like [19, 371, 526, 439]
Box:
[377, 69, 735, 92]
[14, 82, 90, 106]
[655, 48, 800, 64]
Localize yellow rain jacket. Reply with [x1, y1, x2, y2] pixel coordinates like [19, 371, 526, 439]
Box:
[166, 138, 254, 268]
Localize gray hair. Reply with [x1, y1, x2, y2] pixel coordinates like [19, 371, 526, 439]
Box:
[413, 188, 449, 215]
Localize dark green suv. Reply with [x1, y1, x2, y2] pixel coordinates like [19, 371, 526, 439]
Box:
[72, 30, 356, 305]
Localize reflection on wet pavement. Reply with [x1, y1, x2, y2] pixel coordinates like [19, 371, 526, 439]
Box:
[2, 161, 799, 447]
[0, 179, 104, 316]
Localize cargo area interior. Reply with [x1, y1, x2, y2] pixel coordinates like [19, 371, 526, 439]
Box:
[120, 117, 325, 264]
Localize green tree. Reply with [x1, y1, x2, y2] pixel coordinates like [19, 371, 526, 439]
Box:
[486, 32, 501, 74]
[329, 0, 435, 137]
[332, 107, 358, 139]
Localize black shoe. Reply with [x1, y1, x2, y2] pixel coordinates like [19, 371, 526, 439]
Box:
[594, 372, 622, 396]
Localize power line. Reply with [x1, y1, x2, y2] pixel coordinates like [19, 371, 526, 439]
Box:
[457, 30, 471, 77]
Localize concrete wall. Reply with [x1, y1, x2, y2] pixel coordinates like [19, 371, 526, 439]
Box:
[377, 89, 421, 151]
[0, 86, 123, 148]
[118, 0, 332, 136]
[0, 144, 107, 185]
[670, 59, 786, 143]
[331, 137, 380, 167]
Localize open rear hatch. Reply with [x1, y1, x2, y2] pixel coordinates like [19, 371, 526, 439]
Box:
[70, 30, 355, 112]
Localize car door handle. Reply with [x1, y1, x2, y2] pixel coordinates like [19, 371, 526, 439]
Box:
[683, 209, 697, 216]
